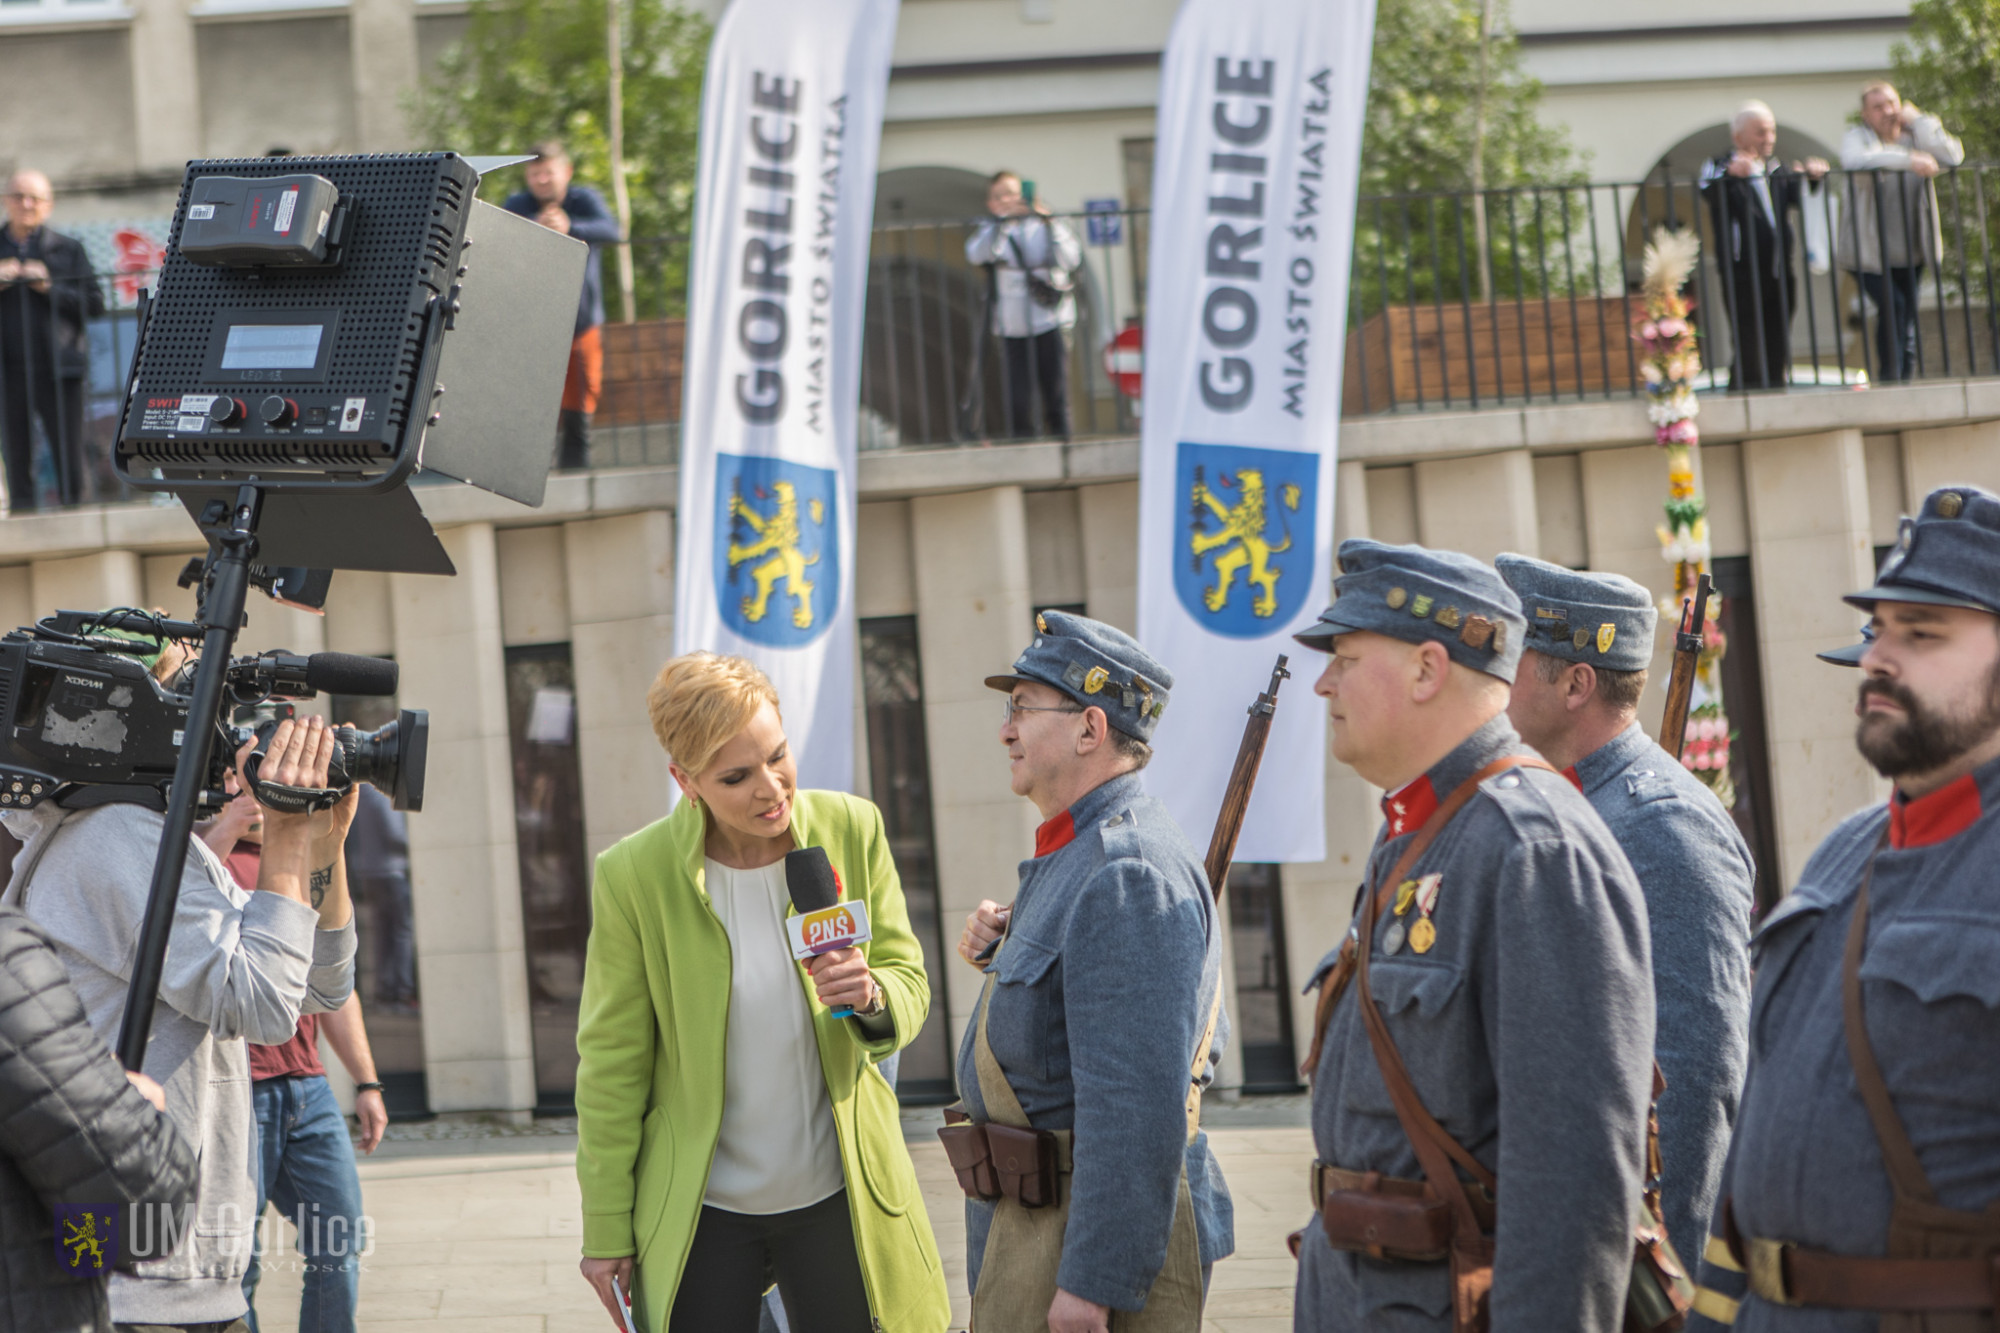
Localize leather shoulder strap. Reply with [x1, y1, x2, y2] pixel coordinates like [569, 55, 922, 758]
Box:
[1841, 832, 1938, 1206]
[1355, 755, 1554, 1238]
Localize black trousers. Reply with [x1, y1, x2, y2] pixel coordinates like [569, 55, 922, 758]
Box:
[668, 1191, 872, 1333]
[1000, 328, 1069, 440]
[1860, 265, 1923, 382]
[1724, 270, 1794, 391]
[0, 362, 86, 509]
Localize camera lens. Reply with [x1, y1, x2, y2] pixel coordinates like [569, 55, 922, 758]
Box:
[330, 710, 428, 812]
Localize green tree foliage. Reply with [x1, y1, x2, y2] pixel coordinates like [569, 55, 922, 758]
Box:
[412, 0, 710, 318]
[1891, 0, 2000, 164]
[1354, 0, 1586, 310]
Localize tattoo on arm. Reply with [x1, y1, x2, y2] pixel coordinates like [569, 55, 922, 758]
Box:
[310, 865, 334, 909]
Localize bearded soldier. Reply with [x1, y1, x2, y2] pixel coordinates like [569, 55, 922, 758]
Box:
[1690, 484, 2000, 1329]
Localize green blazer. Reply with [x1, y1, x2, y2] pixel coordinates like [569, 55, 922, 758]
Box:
[575, 788, 950, 1332]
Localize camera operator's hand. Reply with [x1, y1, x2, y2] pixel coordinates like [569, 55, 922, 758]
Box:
[236, 718, 351, 929]
[199, 771, 262, 860]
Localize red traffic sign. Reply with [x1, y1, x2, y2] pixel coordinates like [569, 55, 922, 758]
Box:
[1104, 322, 1143, 400]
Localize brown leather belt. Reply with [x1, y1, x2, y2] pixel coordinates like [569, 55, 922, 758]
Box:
[1744, 1237, 2000, 1311]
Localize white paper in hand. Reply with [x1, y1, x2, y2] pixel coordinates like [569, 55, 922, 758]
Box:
[610, 1275, 640, 1333]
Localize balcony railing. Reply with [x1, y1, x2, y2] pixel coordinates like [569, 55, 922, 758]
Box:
[17, 169, 2000, 516]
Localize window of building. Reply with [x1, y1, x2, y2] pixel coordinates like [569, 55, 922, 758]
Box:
[331, 688, 427, 1120]
[1225, 862, 1301, 1092]
[860, 615, 954, 1101]
[502, 643, 590, 1113]
[0, 0, 123, 21]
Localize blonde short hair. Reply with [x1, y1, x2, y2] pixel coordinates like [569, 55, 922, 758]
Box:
[647, 652, 782, 777]
[1862, 80, 1899, 107]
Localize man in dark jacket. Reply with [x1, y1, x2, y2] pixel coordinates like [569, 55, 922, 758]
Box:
[0, 906, 198, 1333]
[0, 170, 104, 509]
[502, 140, 621, 470]
[1697, 103, 1828, 390]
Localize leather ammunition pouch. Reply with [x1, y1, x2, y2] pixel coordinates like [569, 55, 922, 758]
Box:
[938, 1110, 1067, 1208]
[938, 1107, 1001, 1201]
[1312, 1160, 1466, 1262]
[987, 1122, 1063, 1210]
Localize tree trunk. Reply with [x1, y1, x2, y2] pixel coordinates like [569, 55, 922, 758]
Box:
[606, 0, 637, 323]
[1469, 0, 1495, 302]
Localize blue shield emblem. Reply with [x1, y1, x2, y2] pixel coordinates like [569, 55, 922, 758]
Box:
[1173, 442, 1318, 638]
[714, 453, 840, 647]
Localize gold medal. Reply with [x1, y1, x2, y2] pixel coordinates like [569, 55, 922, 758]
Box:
[1409, 917, 1437, 954]
[1394, 880, 1418, 915]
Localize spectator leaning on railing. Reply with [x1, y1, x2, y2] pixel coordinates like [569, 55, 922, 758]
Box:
[965, 170, 1082, 442]
[0, 169, 103, 512]
[1838, 81, 1965, 383]
[1698, 101, 1828, 391]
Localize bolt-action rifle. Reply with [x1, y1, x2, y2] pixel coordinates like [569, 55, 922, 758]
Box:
[1203, 654, 1292, 897]
[1659, 573, 1714, 762]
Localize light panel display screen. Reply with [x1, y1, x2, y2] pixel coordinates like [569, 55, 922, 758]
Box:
[219, 324, 324, 370]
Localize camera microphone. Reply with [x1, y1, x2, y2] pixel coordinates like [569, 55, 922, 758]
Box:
[784, 847, 872, 1018]
[304, 652, 399, 696]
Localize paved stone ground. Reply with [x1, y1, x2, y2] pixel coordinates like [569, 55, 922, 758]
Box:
[248, 1104, 1311, 1333]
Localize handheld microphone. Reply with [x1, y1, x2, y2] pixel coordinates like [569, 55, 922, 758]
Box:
[784, 847, 873, 1018]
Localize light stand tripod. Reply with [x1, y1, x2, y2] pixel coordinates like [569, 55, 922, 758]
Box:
[113, 485, 265, 1069]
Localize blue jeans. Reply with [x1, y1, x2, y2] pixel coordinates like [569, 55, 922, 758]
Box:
[245, 1075, 365, 1333]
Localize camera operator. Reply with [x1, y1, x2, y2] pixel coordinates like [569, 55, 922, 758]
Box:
[0, 715, 358, 1333]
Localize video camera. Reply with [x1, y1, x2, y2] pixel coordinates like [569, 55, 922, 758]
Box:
[0, 609, 426, 816]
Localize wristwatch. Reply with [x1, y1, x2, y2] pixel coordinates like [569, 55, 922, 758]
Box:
[854, 982, 887, 1019]
[353, 1081, 386, 1094]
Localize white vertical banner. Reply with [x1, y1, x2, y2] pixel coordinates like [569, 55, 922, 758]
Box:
[674, 0, 899, 793]
[1136, 0, 1374, 862]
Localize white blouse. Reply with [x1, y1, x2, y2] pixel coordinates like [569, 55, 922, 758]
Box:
[701, 857, 846, 1215]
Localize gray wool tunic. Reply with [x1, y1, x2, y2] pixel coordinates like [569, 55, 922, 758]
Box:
[1572, 722, 1754, 1264]
[1689, 755, 2000, 1332]
[1295, 716, 1656, 1333]
[956, 770, 1234, 1312]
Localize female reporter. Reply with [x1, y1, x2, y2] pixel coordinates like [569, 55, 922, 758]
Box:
[574, 653, 948, 1333]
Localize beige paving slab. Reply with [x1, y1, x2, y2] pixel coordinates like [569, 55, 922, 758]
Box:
[245, 1125, 1310, 1332]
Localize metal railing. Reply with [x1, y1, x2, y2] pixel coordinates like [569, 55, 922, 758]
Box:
[1342, 166, 2000, 414]
[20, 171, 2000, 520]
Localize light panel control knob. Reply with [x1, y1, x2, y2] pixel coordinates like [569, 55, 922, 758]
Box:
[208, 397, 246, 426]
[259, 395, 299, 427]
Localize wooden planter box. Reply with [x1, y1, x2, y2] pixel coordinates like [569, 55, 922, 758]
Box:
[1343, 295, 1644, 414]
[598, 319, 685, 426]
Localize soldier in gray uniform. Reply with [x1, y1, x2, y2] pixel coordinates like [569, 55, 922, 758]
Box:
[1290, 539, 1656, 1332]
[1690, 484, 2000, 1330]
[1496, 553, 1755, 1262]
[952, 610, 1233, 1332]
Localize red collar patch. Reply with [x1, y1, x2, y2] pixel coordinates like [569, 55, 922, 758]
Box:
[1889, 774, 1983, 849]
[1034, 809, 1077, 858]
[1382, 775, 1439, 839]
[1563, 765, 1583, 792]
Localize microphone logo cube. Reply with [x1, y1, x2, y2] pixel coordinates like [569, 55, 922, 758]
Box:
[788, 901, 872, 959]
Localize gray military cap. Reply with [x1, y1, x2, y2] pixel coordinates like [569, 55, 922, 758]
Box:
[1494, 553, 1659, 674]
[1293, 538, 1527, 683]
[1818, 624, 1874, 666]
[1849, 484, 2000, 615]
[985, 609, 1172, 742]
